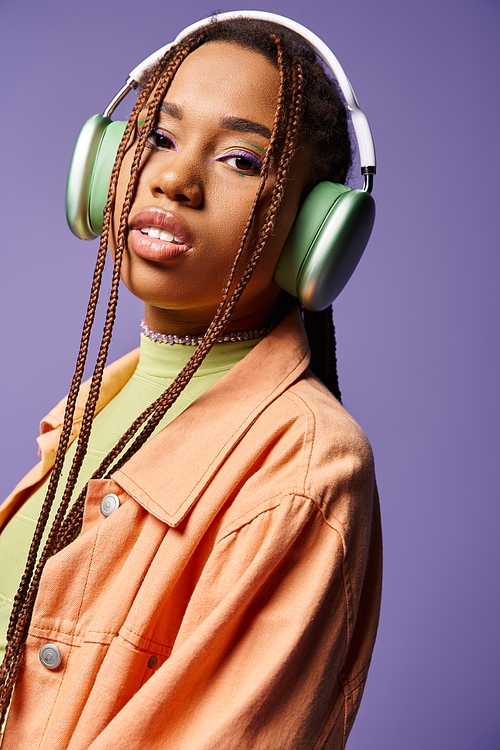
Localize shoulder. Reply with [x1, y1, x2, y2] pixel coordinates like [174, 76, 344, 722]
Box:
[234, 367, 375, 533]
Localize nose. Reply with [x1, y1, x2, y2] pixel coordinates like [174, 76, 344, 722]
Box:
[147, 151, 203, 208]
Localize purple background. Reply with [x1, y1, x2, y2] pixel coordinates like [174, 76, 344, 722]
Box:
[1, 0, 499, 747]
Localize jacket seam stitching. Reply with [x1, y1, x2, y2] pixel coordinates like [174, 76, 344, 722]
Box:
[281, 390, 316, 487]
[119, 628, 174, 653]
[215, 492, 331, 543]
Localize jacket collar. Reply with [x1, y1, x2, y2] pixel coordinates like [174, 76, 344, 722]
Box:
[112, 307, 310, 527]
[0, 348, 141, 533]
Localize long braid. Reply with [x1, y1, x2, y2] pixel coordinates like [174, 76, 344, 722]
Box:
[0, 64, 161, 672]
[0, 37, 202, 728]
[0, 41, 176, 652]
[57, 40, 301, 546]
[0, 14, 353, 731]
[0, 35, 308, 726]
[107, 55, 305, 465]
[55, 39, 199, 513]
[111, 48, 304, 450]
[55, 36, 294, 549]
[303, 306, 342, 402]
[223, 58, 304, 307]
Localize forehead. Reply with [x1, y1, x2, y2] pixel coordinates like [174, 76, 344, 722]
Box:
[163, 42, 279, 127]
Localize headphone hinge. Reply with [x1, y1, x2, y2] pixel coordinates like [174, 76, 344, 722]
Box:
[362, 172, 374, 194]
[103, 82, 134, 119]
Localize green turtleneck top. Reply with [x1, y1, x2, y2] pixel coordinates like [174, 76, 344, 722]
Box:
[0, 332, 260, 658]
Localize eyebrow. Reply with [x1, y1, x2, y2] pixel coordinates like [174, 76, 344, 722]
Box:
[220, 116, 271, 140]
[159, 101, 183, 119]
[158, 102, 271, 141]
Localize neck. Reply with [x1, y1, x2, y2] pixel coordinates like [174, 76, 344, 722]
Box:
[143, 291, 285, 339]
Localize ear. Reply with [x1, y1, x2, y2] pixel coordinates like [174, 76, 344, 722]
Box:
[66, 115, 127, 240]
[274, 181, 375, 311]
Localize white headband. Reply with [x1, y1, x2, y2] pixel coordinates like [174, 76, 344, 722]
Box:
[104, 10, 376, 178]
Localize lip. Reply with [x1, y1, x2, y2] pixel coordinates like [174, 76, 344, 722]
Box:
[128, 208, 193, 262]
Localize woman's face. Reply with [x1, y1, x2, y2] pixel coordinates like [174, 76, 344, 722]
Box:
[111, 41, 310, 335]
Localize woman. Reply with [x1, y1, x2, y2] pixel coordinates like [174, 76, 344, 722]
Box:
[0, 13, 382, 749]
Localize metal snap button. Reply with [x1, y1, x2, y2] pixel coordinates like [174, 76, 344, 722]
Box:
[148, 655, 158, 669]
[100, 493, 120, 517]
[39, 644, 62, 670]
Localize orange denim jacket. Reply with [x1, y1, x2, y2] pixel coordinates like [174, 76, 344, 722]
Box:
[1, 309, 382, 750]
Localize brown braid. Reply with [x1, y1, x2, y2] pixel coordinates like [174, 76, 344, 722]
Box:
[0, 24, 335, 726]
[187, 17, 348, 396]
[0, 68, 159, 676]
[55, 37, 295, 550]
[303, 306, 342, 402]
[0, 39, 176, 645]
[104, 53, 304, 475]
[0, 36, 203, 726]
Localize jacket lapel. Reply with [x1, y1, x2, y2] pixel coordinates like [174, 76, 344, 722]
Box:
[112, 308, 310, 527]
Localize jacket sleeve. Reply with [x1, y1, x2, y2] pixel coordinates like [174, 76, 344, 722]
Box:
[86, 481, 381, 750]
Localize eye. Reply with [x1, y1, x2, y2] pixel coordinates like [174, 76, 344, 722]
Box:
[139, 127, 177, 152]
[217, 151, 264, 176]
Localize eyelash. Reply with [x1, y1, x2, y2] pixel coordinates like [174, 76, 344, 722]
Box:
[138, 127, 264, 177]
[215, 151, 263, 176]
[139, 127, 177, 153]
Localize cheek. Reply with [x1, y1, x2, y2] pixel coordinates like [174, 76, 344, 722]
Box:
[202, 178, 265, 259]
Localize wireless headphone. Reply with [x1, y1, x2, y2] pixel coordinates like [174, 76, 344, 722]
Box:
[66, 10, 376, 311]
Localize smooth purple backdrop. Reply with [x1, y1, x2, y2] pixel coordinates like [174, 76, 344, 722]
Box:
[1, 0, 499, 747]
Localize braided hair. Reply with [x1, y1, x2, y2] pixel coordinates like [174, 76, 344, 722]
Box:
[197, 17, 352, 403]
[0, 17, 352, 725]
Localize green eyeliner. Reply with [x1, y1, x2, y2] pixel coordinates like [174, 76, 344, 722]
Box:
[239, 140, 266, 155]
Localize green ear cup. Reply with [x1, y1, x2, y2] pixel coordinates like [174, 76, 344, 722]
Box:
[66, 115, 127, 240]
[274, 181, 375, 310]
[88, 120, 128, 236]
[66, 115, 109, 240]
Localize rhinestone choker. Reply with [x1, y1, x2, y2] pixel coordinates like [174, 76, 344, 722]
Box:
[140, 319, 276, 345]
